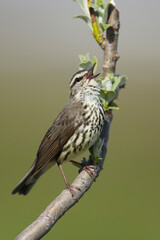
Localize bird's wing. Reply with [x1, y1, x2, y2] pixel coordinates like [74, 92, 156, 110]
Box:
[31, 101, 82, 176]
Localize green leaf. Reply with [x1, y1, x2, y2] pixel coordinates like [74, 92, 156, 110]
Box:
[100, 75, 113, 91]
[106, 90, 117, 103]
[73, 15, 91, 25]
[97, 77, 104, 83]
[108, 102, 119, 110]
[118, 75, 127, 88]
[73, 15, 93, 31]
[95, 0, 105, 8]
[79, 53, 90, 63]
[74, 0, 116, 35]
[100, 89, 117, 103]
[73, 0, 93, 31]
[112, 77, 121, 91]
[92, 56, 98, 73]
[112, 75, 127, 91]
[102, 2, 109, 24]
[99, 22, 109, 33]
[100, 89, 107, 100]
[74, 0, 90, 17]
[99, 73, 127, 110]
[89, 137, 104, 164]
[79, 62, 93, 70]
[73, 15, 92, 30]
[78, 54, 98, 72]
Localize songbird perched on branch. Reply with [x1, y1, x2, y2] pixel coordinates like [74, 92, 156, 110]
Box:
[12, 63, 105, 196]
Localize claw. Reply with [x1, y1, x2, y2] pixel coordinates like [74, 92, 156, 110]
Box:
[66, 183, 76, 198]
[83, 165, 96, 178]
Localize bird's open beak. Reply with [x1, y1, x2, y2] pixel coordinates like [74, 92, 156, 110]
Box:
[86, 63, 100, 80]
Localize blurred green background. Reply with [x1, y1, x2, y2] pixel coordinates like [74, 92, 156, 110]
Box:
[1, 0, 160, 239]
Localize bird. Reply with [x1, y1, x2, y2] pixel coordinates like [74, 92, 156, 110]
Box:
[12, 63, 105, 195]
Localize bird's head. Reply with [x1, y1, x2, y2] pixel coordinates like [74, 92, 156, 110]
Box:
[69, 63, 99, 98]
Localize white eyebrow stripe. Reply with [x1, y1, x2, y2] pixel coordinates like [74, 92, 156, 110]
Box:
[70, 70, 88, 88]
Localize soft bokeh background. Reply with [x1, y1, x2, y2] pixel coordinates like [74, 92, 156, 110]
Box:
[1, 0, 160, 239]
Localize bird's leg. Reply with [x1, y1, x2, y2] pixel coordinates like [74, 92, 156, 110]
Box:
[70, 160, 96, 178]
[57, 163, 76, 197]
[70, 160, 85, 168]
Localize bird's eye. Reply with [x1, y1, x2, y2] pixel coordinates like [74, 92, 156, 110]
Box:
[75, 77, 80, 82]
[75, 76, 83, 83]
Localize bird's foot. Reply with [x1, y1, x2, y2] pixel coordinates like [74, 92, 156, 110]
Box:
[66, 183, 79, 198]
[82, 165, 97, 178]
[70, 160, 96, 178]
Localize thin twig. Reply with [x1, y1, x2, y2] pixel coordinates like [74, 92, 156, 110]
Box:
[89, 5, 104, 46]
[15, 4, 120, 240]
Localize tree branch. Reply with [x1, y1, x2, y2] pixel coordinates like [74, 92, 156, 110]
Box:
[102, 5, 120, 76]
[15, 4, 120, 240]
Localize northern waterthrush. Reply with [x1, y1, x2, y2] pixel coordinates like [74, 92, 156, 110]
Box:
[12, 64, 105, 195]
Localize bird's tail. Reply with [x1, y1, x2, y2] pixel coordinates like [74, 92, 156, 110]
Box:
[12, 166, 40, 195]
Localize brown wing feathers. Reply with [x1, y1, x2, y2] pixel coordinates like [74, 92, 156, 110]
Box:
[11, 101, 82, 195]
[32, 102, 82, 175]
